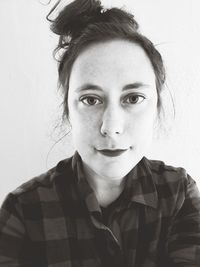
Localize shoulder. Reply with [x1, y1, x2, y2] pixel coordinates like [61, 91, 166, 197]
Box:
[145, 159, 196, 210]
[143, 157, 199, 213]
[144, 157, 189, 186]
[4, 156, 74, 205]
[0, 155, 78, 236]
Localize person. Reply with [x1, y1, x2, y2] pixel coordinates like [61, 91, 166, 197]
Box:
[0, 0, 200, 266]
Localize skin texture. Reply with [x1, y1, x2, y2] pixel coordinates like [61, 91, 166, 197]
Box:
[68, 40, 158, 205]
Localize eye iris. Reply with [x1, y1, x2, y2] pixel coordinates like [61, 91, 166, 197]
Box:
[129, 95, 139, 103]
[87, 97, 97, 105]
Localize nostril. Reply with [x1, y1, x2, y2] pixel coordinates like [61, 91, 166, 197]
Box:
[101, 129, 121, 137]
[100, 118, 124, 137]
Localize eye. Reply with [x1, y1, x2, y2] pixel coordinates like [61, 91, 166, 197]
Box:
[80, 96, 102, 106]
[124, 94, 145, 104]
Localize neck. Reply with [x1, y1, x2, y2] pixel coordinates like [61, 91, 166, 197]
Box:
[82, 162, 126, 207]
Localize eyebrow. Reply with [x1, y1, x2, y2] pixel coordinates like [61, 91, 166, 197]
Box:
[75, 82, 149, 92]
[123, 82, 149, 91]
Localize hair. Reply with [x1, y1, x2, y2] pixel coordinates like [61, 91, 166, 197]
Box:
[47, 0, 166, 121]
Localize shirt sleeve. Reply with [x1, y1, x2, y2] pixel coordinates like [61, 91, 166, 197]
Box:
[0, 193, 29, 267]
[167, 175, 200, 267]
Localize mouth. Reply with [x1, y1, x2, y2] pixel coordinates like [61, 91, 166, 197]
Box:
[97, 149, 128, 157]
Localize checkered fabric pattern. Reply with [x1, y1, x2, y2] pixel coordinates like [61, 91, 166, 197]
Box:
[0, 152, 200, 267]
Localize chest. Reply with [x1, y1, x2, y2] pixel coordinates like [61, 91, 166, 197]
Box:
[24, 204, 172, 267]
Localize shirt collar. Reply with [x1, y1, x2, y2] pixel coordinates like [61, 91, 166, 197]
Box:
[126, 157, 158, 209]
[72, 151, 101, 213]
[72, 152, 158, 211]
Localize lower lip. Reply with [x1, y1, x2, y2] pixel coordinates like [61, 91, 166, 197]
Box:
[97, 150, 127, 157]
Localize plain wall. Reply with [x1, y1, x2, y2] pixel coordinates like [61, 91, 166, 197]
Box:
[0, 0, 200, 204]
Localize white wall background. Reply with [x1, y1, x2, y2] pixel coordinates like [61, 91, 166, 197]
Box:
[0, 0, 200, 204]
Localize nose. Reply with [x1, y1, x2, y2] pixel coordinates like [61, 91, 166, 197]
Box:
[100, 105, 124, 137]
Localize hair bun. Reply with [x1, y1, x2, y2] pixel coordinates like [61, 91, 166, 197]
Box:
[47, 0, 103, 38]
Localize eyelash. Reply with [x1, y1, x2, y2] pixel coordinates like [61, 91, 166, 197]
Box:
[80, 95, 103, 106]
[123, 94, 145, 104]
[80, 94, 145, 106]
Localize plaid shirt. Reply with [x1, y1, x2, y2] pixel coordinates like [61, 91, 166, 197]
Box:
[0, 152, 200, 267]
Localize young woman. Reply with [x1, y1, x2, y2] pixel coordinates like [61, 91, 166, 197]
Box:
[0, 0, 200, 266]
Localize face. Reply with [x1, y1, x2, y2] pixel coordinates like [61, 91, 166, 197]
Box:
[68, 40, 158, 180]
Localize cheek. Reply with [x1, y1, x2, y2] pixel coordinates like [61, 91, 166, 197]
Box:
[127, 106, 157, 140]
[70, 111, 100, 130]
[68, 104, 102, 141]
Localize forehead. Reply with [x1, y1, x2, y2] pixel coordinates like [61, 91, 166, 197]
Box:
[69, 39, 155, 87]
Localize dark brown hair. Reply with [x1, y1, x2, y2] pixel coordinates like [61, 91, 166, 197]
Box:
[47, 0, 166, 120]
